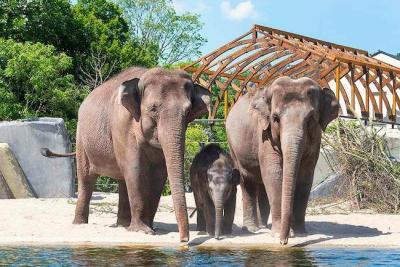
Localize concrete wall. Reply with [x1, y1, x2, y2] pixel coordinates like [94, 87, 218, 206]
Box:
[0, 118, 75, 197]
[312, 127, 400, 188]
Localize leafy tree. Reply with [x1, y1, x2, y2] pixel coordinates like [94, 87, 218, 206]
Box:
[0, 0, 86, 55]
[117, 0, 206, 65]
[0, 38, 85, 124]
[72, 0, 158, 88]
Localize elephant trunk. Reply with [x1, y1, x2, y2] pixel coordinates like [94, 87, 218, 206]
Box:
[159, 113, 189, 242]
[214, 201, 224, 239]
[280, 130, 304, 245]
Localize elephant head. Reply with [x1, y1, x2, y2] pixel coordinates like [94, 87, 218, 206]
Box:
[207, 158, 240, 239]
[252, 76, 339, 245]
[118, 67, 211, 242]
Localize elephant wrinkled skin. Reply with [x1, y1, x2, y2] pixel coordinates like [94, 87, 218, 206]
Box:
[72, 67, 211, 242]
[190, 144, 240, 239]
[226, 77, 339, 245]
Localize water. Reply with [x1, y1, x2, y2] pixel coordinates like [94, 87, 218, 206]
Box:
[0, 246, 399, 266]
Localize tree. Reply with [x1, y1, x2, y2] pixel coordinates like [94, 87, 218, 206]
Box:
[0, 38, 85, 123]
[117, 0, 206, 65]
[0, 0, 86, 55]
[72, 0, 158, 88]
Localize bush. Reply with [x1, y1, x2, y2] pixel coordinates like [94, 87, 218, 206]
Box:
[322, 118, 400, 213]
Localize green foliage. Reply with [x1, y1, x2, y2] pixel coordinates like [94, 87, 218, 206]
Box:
[0, 0, 207, 194]
[72, 0, 158, 88]
[0, 0, 86, 54]
[0, 83, 21, 120]
[95, 176, 118, 193]
[0, 38, 85, 121]
[185, 123, 209, 172]
[117, 0, 206, 65]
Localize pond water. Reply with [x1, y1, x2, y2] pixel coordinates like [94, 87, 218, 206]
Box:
[0, 246, 399, 266]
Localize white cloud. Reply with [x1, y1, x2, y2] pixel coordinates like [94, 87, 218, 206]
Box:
[172, 1, 208, 14]
[220, 0, 257, 21]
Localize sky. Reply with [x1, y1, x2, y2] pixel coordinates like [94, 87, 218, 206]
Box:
[172, 0, 400, 57]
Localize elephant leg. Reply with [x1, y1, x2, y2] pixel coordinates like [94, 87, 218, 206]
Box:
[222, 189, 236, 235]
[203, 196, 215, 236]
[241, 179, 259, 233]
[291, 170, 314, 235]
[196, 207, 206, 232]
[124, 158, 155, 235]
[145, 167, 167, 229]
[117, 180, 131, 227]
[256, 184, 270, 229]
[73, 147, 97, 224]
[192, 188, 206, 232]
[260, 146, 283, 237]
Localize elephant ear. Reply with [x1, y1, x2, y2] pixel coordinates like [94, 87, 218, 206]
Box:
[319, 87, 339, 131]
[187, 83, 211, 123]
[118, 78, 141, 121]
[252, 89, 271, 131]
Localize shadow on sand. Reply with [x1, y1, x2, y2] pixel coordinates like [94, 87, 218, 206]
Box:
[292, 221, 388, 247]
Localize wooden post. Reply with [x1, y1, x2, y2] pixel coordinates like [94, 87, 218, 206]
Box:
[335, 64, 340, 98]
[391, 72, 396, 121]
[350, 64, 355, 110]
[224, 89, 228, 119]
[365, 68, 370, 115]
[378, 70, 383, 116]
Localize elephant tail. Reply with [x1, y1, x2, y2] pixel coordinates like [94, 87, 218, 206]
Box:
[40, 148, 76, 158]
[189, 208, 197, 218]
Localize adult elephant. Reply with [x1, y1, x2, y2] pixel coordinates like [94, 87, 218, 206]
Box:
[59, 67, 210, 242]
[226, 77, 339, 245]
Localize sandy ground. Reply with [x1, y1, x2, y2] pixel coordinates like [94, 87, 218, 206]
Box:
[1, 190, 400, 248]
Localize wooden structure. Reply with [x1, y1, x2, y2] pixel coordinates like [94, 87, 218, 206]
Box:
[184, 25, 400, 124]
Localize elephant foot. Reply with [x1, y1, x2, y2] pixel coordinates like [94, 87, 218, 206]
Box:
[127, 221, 155, 235]
[197, 231, 207, 236]
[242, 224, 259, 233]
[196, 225, 206, 232]
[222, 228, 233, 235]
[258, 223, 268, 229]
[270, 225, 280, 237]
[291, 226, 307, 237]
[72, 217, 88, 224]
[116, 218, 131, 227]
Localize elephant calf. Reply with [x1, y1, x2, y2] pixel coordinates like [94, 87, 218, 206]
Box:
[190, 144, 240, 239]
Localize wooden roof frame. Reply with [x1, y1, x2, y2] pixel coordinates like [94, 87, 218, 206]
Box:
[184, 24, 400, 124]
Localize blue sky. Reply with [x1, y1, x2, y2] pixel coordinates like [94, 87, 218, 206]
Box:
[172, 0, 400, 56]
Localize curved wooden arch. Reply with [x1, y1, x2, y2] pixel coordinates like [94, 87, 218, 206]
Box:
[184, 25, 400, 124]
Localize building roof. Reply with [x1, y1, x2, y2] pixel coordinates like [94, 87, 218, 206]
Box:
[184, 24, 400, 124]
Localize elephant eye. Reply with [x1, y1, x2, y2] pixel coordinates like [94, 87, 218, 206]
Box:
[272, 113, 280, 123]
[148, 104, 158, 113]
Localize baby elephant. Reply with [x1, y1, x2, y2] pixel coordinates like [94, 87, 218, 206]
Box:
[190, 144, 240, 239]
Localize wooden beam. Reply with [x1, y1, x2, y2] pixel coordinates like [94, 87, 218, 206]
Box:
[224, 88, 229, 118]
[254, 24, 368, 55]
[335, 64, 340, 98]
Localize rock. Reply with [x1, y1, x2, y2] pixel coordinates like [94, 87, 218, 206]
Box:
[0, 171, 13, 199]
[310, 174, 344, 200]
[0, 118, 75, 198]
[313, 150, 335, 187]
[0, 143, 35, 198]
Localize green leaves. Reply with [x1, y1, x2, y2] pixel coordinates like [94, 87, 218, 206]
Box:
[0, 38, 84, 121]
[117, 0, 206, 65]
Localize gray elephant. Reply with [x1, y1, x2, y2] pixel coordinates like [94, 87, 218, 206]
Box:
[44, 67, 211, 242]
[226, 77, 339, 245]
[190, 144, 240, 239]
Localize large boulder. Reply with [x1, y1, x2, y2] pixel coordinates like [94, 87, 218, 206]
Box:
[0, 118, 75, 198]
[0, 172, 13, 199]
[310, 174, 344, 200]
[0, 143, 35, 198]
